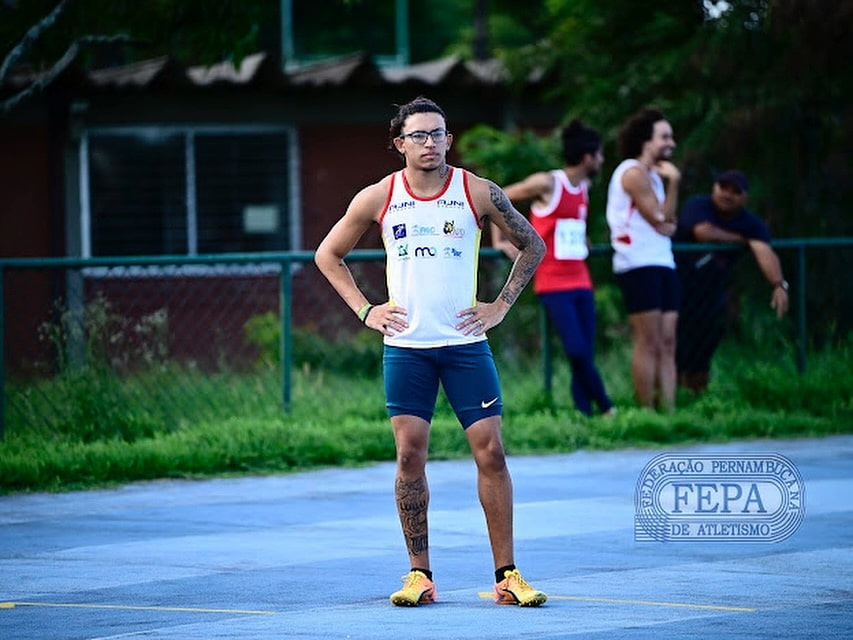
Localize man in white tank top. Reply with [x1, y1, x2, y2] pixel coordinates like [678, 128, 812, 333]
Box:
[315, 97, 547, 607]
[605, 107, 681, 410]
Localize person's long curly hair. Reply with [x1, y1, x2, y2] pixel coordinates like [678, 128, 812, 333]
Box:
[618, 107, 666, 159]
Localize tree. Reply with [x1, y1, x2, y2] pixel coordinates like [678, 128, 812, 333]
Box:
[456, 0, 853, 342]
[1, 0, 274, 113]
[1, 0, 500, 113]
[1, 0, 127, 112]
[459, 0, 853, 237]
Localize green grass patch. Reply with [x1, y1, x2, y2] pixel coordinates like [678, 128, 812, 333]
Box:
[2, 337, 850, 495]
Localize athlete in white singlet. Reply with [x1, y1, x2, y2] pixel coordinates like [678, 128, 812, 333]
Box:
[315, 97, 548, 607]
[379, 166, 484, 348]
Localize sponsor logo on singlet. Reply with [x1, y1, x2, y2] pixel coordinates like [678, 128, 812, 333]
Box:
[389, 201, 416, 213]
[442, 220, 466, 239]
[414, 246, 438, 258]
[393, 224, 407, 240]
[411, 224, 439, 236]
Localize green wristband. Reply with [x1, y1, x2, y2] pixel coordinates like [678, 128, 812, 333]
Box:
[357, 303, 374, 323]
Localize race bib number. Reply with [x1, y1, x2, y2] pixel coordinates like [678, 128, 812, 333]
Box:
[554, 218, 588, 260]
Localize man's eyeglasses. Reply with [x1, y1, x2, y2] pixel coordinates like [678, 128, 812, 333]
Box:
[398, 128, 448, 145]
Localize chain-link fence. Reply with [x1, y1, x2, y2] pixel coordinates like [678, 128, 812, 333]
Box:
[2, 239, 850, 438]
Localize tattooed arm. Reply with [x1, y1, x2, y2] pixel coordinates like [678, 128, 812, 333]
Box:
[486, 181, 546, 306]
[456, 175, 545, 334]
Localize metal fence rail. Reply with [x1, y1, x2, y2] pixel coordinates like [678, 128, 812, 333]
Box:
[1, 238, 851, 439]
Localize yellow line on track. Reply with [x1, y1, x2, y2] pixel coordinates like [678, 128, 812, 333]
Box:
[0, 602, 275, 615]
[477, 593, 755, 612]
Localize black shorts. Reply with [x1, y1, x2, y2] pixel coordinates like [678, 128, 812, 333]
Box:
[615, 266, 680, 314]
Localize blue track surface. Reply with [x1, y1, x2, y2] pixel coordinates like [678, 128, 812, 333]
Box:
[1, 436, 851, 639]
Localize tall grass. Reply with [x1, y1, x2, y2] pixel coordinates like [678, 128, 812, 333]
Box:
[1, 333, 850, 495]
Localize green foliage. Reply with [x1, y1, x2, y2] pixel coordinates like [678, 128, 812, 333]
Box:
[2, 330, 849, 494]
[716, 339, 853, 419]
[442, 0, 550, 63]
[508, 0, 853, 239]
[23, 294, 173, 442]
[294, 328, 383, 376]
[455, 1, 853, 340]
[1, 0, 273, 68]
[243, 311, 280, 366]
[0, 0, 548, 70]
[18, 368, 163, 443]
[244, 311, 382, 376]
[593, 283, 629, 350]
[10, 364, 288, 445]
[456, 124, 560, 186]
[39, 293, 169, 375]
[292, 0, 400, 59]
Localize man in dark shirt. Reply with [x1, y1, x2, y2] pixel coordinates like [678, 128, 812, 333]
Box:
[674, 170, 789, 392]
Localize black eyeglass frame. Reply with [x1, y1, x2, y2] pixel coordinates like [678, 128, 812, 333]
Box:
[398, 128, 449, 145]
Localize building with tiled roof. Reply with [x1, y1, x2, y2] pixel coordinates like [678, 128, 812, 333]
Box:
[0, 51, 561, 371]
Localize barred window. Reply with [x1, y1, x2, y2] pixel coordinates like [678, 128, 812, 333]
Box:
[83, 126, 295, 257]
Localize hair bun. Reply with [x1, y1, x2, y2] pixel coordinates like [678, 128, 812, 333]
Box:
[565, 118, 583, 133]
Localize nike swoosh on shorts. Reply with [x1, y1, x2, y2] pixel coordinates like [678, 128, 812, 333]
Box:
[481, 398, 498, 409]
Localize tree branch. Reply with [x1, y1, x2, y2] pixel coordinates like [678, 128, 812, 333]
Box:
[1, 34, 134, 114]
[0, 0, 78, 84]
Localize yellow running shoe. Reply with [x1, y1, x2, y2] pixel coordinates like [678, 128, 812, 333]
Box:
[493, 569, 547, 607]
[390, 570, 437, 606]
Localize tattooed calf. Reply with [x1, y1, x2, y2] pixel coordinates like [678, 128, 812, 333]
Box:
[396, 477, 429, 556]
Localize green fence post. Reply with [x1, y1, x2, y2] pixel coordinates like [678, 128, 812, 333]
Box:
[796, 245, 807, 373]
[0, 265, 5, 441]
[280, 258, 293, 412]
